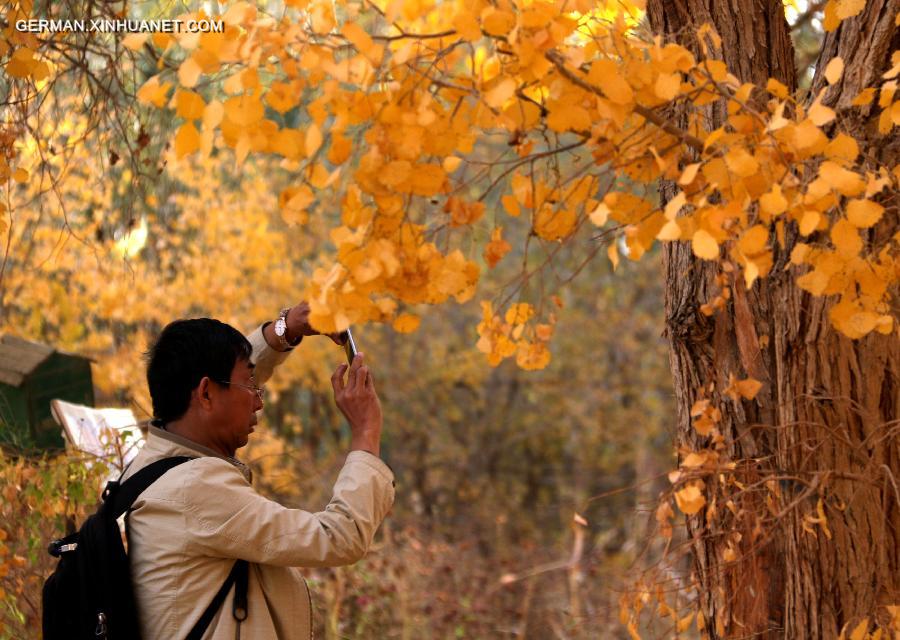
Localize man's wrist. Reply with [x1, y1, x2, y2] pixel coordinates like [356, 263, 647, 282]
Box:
[350, 435, 381, 458]
[263, 320, 295, 352]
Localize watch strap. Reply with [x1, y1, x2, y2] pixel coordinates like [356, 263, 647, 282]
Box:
[275, 308, 302, 350]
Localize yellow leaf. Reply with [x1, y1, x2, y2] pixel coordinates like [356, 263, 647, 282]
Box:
[657, 220, 681, 240]
[547, 103, 592, 132]
[797, 269, 829, 296]
[174, 123, 201, 158]
[223, 95, 263, 126]
[516, 340, 551, 370]
[453, 12, 482, 41]
[759, 185, 787, 218]
[223, 2, 257, 25]
[409, 163, 447, 196]
[846, 198, 884, 228]
[279, 185, 315, 225]
[305, 123, 323, 156]
[122, 33, 149, 51]
[590, 202, 610, 226]
[328, 133, 352, 165]
[484, 78, 517, 109]
[393, 313, 421, 333]
[825, 133, 859, 161]
[663, 191, 686, 220]
[735, 377, 762, 400]
[682, 452, 708, 468]
[809, 100, 836, 126]
[744, 260, 761, 289]
[702, 59, 728, 82]
[443, 156, 462, 173]
[692, 230, 719, 260]
[607, 242, 619, 270]
[203, 100, 224, 130]
[677, 613, 694, 633]
[824, 56, 844, 84]
[878, 105, 894, 133]
[766, 78, 789, 99]
[505, 303, 534, 325]
[819, 161, 865, 196]
[767, 101, 790, 131]
[484, 226, 512, 268]
[534, 206, 576, 241]
[799, 210, 821, 236]
[679, 162, 701, 185]
[310, 0, 335, 33]
[790, 243, 812, 265]
[502, 194, 521, 217]
[12, 168, 28, 184]
[724, 147, 759, 177]
[178, 56, 203, 89]
[481, 7, 515, 36]
[445, 196, 485, 227]
[791, 119, 827, 152]
[738, 225, 768, 256]
[589, 59, 633, 105]
[341, 22, 384, 65]
[823, 0, 840, 31]
[6, 47, 36, 79]
[271, 129, 305, 161]
[654, 72, 681, 101]
[852, 87, 876, 106]
[266, 81, 300, 114]
[378, 160, 411, 189]
[836, 0, 866, 20]
[848, 618, 869, 640]
[674, 485, 706, 515]
[240, 68, 260, 91]
[175, 90, 205, 120]
[136, 76, 171, 108]
[831, 218, 862, 257]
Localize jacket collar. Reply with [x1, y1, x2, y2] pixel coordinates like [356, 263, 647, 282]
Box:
[148, 425, 252, 483]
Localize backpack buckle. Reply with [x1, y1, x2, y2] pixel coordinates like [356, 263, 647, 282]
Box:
[101, 481, 119, 502]
[48, 540, 78, 557]
[95, 612, 107, 638]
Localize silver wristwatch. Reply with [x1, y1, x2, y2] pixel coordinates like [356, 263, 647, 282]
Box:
[273, 308, 300, 350]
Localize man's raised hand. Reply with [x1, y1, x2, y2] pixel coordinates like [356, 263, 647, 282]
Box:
[331, 353, 383, 457]
[286, 301, 344, 345]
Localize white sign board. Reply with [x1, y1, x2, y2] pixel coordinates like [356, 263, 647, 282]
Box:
[50, 399, 146, 473]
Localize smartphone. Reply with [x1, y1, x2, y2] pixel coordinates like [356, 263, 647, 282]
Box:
[341, 328, 358, 364]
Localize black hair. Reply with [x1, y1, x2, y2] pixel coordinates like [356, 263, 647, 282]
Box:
[145, 318, 252, 425]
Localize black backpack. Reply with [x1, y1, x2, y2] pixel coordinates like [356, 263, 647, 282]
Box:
[42, 456, 249, 640]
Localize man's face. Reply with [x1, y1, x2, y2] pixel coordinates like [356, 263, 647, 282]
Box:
[212, 358, 263, 456]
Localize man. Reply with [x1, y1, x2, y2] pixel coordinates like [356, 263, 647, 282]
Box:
[122, 302, 394, 639]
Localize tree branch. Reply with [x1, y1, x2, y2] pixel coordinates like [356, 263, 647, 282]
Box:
[544, 49, 705, 152]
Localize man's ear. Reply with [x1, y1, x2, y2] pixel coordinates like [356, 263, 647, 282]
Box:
[195, 377, 215, 412]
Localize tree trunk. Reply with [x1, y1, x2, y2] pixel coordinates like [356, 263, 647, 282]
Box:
[647, 1, 900, 637]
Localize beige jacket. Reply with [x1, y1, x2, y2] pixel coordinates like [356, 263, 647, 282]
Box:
[123, 327, 395, 640]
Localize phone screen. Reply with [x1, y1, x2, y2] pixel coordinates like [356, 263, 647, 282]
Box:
[342, 328, 358, 364]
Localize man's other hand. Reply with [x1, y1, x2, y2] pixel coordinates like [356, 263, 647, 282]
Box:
[287, 301, 344, 345]
[331, 353, 383, 458]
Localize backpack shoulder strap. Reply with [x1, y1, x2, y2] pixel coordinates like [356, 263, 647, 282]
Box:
[108, 456, 195, 519]
[185, 559, 249, 640]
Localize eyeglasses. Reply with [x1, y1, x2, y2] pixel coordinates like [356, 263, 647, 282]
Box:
[215, 380, 265, 401]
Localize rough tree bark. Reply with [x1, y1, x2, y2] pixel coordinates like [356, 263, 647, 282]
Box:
[646, 1, 900, 638]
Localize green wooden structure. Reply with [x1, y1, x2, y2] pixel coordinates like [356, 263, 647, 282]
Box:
[0, 335, 94, 451]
